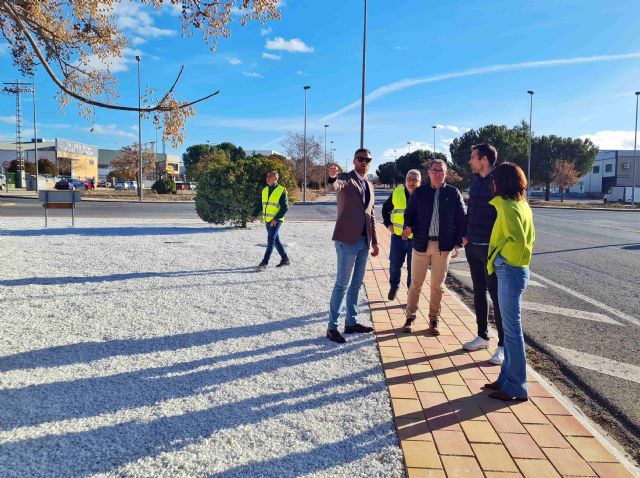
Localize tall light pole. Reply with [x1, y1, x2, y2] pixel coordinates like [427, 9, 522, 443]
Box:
[136, 55, 143, 201]
[324, 124, 329, 191]
[407, 141, 411, 154]
[633, 91, 639, 206]
[32, 76, 39, 191]
[360, 0, 367, 148]
[303, 85, 311, 203]
[527, 90, 534, 196]
[431, 125, 437, 160]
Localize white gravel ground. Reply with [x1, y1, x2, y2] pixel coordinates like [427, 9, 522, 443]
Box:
[0, 217, 404, 478]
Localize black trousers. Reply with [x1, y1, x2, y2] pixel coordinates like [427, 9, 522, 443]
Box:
[465, 242, 503, 346]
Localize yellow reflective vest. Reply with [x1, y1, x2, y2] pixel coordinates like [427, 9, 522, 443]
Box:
[262, 184, 286, 222]
[391, 186, 412, 238]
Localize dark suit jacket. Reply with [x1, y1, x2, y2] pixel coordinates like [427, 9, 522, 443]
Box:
[327, 171, 378, 246]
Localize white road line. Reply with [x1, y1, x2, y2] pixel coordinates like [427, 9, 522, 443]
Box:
[537, 229, 640, 256]
[547, 344, 640, 385]
[450, 268, 546, 288]
[522, 302, 624, 326]
[537, 214, 640, 234]
[530, 271, 640, 328]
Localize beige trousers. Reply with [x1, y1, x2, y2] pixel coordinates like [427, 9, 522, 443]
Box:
[406, 240, 451, 320]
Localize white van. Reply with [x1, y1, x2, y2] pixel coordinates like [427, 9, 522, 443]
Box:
[603, 186, 640, 204]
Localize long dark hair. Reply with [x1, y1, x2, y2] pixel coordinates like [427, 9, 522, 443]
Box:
[492, 162, 527, 200]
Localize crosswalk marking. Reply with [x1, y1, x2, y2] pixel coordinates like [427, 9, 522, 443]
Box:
[0, 202, 16, 206]
[522, 302, 624, 326]
[547, 344, 640, 385]
[448, 268, 546, 288]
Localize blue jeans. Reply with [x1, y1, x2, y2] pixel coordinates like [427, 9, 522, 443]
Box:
[389, 234, 412, 290]
[494, 254, 530, 398]
[328, 237, 369, 330]
[262, 221, 288, 264]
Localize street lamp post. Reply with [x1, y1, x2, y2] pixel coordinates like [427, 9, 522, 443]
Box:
[136, 55, 143, 201]
[324, 124, 329, 191]
[303, 85, 311, 203]
[32, 77, 39, 191]
[407, 141, 411, 154]
[431, 125, 437, 160]
[633, 91, 640, 206]
[360, 0, 367, 148]
[527, 90, 534, 196]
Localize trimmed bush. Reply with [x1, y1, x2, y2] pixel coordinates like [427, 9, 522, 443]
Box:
[151, 177, 177, 194]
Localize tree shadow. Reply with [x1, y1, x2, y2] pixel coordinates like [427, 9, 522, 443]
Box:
[533, 242, 640, 255]
[0, 226, 233, 237]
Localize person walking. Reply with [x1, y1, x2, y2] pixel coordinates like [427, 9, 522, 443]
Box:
[325, 149, 379, 343]
[382, 169, 422, 302]
[482, 162, 535, 401]
[462, 144, 504, 365]
[402, 159, 466, 335]
[249, 170, 290, 270]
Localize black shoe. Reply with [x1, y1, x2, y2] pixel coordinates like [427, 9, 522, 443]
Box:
[256, 262, 267, 271]
[326, 329, 346, 343]
[403, 316, 416, 333]
[344, 323, 374, 334]
[276, 259, 291, 267]
[387, 288, 397, 300]
[489, 390, 528, 402]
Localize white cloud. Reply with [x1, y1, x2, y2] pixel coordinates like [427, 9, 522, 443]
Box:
[243, 72, 263, 78]
[262, 52, 281, 60]
[382, 141, 433, 160]
[0, 42, 8, 55]
[84, 48, 142, 73]
[228, 57, 243, 65]
[296, 70, 308, 76]
[265, 37, 314, 53]
[88, 123, 136, 139]
[394, 46, 407, 51]
[195, 116, 299, 131]
[130, 37, 147, 46]
[436, 124, 463, 133]
[260, 27, 272, 37]
[323, 51, 640, 121]
[111, 1, 175, 38]
[0, 115, 16, 124]
[579, 130, 638, 150]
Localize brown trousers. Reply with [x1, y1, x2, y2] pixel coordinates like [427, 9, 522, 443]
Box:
[406, 240, 452, 320]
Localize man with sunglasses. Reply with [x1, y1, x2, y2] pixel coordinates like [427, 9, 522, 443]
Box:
[325, 148, 379, 343]
[402, 159, 466, 335]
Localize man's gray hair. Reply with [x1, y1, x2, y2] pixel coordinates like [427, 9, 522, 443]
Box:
[406, 169, 422, 180]
[429, 158, 448, 170]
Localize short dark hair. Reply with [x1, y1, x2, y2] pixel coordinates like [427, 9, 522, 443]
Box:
[353, 148, 371, 158]
[472, 143, 498, 166]
[492, 162, 527, 200]
[266, 170, 279, 177]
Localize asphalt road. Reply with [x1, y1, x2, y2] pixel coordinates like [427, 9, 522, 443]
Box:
[2, 193, 639, 457]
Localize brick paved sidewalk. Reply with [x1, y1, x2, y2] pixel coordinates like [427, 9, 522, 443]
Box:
[363, 224, 636, 478]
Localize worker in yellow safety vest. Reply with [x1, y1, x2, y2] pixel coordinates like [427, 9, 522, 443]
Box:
[381, 169, 422, 302]
[249, 170, 290, 270]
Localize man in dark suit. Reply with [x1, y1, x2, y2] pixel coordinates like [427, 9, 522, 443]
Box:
[325, 148, 379, 343]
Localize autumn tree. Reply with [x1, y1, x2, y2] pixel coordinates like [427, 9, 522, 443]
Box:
[107, 143, 156, 181]
[37, 158, 57, 176]
[0, 1, 281, 146]
[552, 160, 579, 202]
[281, 131, 323, 189]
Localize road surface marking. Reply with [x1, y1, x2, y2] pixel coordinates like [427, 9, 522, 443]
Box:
[537, 229, 640, 256]
[547, 344, 640, 385]
[450, 268, 546, 287]
[537, 214, 640, 234]
[522, 302, 624, 325]
[530, 271, 640, 328]
[0, 203, 16, 206]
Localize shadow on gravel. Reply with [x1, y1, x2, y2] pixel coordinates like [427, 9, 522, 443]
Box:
[0, 320, 386, 477]
[0, 226, 232, 237]
[533, 242, 640, 255]
[0, 267, 257, 287]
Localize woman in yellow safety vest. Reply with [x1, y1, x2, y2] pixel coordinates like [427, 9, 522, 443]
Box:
[249, 170, 290, 270]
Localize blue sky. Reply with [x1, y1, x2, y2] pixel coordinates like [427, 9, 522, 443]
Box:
[1, 0, 640, 172]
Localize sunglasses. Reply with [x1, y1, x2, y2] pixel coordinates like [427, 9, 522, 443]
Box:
[355, 156, 372, 163]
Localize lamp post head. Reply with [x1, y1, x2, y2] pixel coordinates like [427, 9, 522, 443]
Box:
[304, 85, 311, 90]
[324, 124, 329, 128]
[432, 125, 436, 129]
[135, 55, 142, 62]
[527, 90, 534, 95]
[636, 91, 640, 96]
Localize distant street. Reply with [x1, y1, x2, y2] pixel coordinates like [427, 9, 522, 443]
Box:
[3, 192, 639, 451]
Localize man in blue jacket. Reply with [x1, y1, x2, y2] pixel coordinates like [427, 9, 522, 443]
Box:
[402, 159, 466, 335]
[462, 144, 504, 365]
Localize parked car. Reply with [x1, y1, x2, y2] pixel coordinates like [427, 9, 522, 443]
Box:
[188, 182, 197, 190]
[114, 181, 129, 190]
[0, 173, 5, 190]
[603, 186, 640, 204]
[68, 179, 88, 190]
[128, 181, 138, 190]
[54, 179, 71, 190]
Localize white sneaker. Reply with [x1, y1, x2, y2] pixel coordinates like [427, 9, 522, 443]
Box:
[490, 347, 504, 365]
[463, 336, 490, 351]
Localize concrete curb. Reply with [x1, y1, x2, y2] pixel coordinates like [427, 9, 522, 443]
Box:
[531, 204, 640, 212]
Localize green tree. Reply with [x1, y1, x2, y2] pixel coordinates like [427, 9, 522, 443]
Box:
[216, 142, 247, 162]
[195, 153, 297, 227]
[183, 144, 218, 170]
[376, 161, 400, 186]
[37, 158, 57, 176]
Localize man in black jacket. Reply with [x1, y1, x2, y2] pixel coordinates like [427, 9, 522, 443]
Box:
[402, 159, 466, 335]
[461, 144, 504, 365]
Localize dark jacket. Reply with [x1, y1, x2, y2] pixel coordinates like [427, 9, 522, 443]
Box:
[465, 173, 496, 244]
[404, 183, 466, 252]
[327, 171, 377, 246]
[251, 184, 289, 221]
